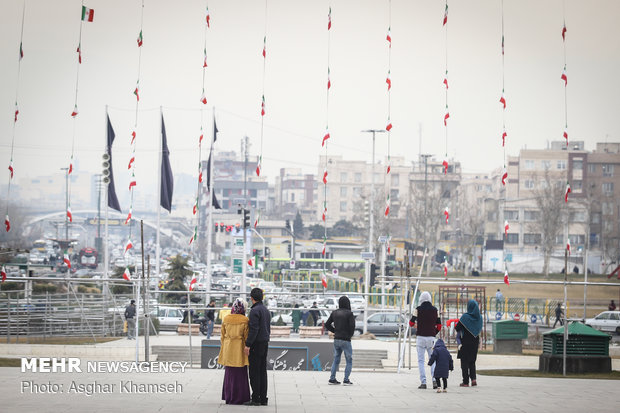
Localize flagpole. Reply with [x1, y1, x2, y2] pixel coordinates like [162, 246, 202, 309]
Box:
[104, 106, 110, 328]
[205, 107, 216, 306]
[156, 106, 162, 279]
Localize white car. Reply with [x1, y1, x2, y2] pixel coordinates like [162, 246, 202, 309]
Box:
[585, 311, 620, 334]
[153, 306, 184, 331]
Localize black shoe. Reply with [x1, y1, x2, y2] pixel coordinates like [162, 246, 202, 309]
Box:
[260, 398, 268, 406]
[328, 378, 341, 385]
[432, 380, 438, 389]
[343, 379, 353, 386]
[418, 384, 427, 389]
[243, 400, 259, 406]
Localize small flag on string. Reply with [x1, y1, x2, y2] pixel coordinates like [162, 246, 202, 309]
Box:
[321, 272, 327, 288]
[129, 177, 136, 190]
[206, 7, 210, 27]
[254, 211, 260, 228]
[384, 194, 390, 217]
[8, 161, 14, 179]
[500, 92, 506, 109]
[322, 203, 327, 222]
[124, 239, 133, 255]
[128, 154, 135, 170]
[248, 258, 254, 268]
[504, 269, 510, 285]
[201, 90, 207, 105]
[443, 75, 449, 89]
[123, 267, 131, 281]
[443, 3, 448, 26]
[386, 27, 391, 46]
[322, 169, 328, 184]
[386, 120, 393, 131]
[328, 7, 332, 30]
[189, 274, 197, 291]
[19, 42, 24, 60]
[444, 207, 449, 224]
[67, 206, 73, 222]
[322, 129, 330, 147]
[68, 157, 73, 174]
[125, 208, 132, 225]
[562, 23, 567, 41]
[64, 252, 71, 269]
[134, 82, 140, 101]
[386, 163, 391, 174]
[444, 109, 450, 126]
[137, 30, 143, 47]
[131, 130, 136, 145]
[14, 103, 19, 123]
[189, 226, 197, 245]
[81, 6, 95, 22]
[198, 170, 203, 183]
[261, 95, 265, 116]
[327, 67, 331, 90]
[566, 238, 571, 255]
[564, 181, 571, 203]
[504, 220, 509, 236]
[1, 266, 6, 283]
[442, 158, 449, 175]
[502, 129, 507, 147]
[4, 215, 10, 232]
[192, 198, 198, 215]
[262, 36, 266, 58]
[443, 258, 448, 277]
[203, 47, 208, 68]
[563, 129, 569, 147]
[502, 168, 508, 186]
[71, 105, 79, 117]
[386, 72, 391, 90]
[322, 238, 327, 256]
[76, 43, 82, 64]
[256, 156, 262, 177]
[561, 66, 568, 86]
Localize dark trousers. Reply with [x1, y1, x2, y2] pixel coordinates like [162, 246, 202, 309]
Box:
[461, 358, 476, 384]
[437, 377, 448, 389]
[248, 341, 268, 403]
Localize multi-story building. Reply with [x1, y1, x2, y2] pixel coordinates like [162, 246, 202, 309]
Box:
[274, 168, 317, 223]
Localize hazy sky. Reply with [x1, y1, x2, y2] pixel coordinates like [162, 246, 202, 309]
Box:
[1, 0, 619, 199]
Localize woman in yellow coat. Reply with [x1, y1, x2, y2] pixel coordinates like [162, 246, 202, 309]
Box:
[218, 298, 250, 404]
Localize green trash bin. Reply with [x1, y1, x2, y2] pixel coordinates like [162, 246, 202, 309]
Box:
[491, 320, 528, 354]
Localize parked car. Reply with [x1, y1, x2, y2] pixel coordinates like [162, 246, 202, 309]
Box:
[154, 306, 184, 331]
[354, 312, 407, 336]
[273, 309, 331, 327]
[585, 311, 620, 334]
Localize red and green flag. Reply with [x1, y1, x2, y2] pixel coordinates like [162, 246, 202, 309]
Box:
[81, 6, 94, 22]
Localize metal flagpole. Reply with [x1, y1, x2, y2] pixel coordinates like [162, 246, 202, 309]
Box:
[104, 106, 110, 307]
[135, 277, 140, 363]
[205, 107, 216, 305]
[156, 106, 162, 278]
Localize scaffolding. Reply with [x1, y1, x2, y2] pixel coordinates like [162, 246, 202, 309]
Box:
[437, 285, 487, 350]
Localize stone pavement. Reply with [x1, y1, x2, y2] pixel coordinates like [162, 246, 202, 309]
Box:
[2, 366, 617, 413]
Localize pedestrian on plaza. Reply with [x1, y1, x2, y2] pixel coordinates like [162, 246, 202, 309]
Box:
[310, 302, 320, 326]
[495, 289, 504, 312]
[301, 305, 309, 326]
[219, 302, 232, 323]
[205, 299, 216, 339]
[455, 299, 482, 387]
[427, 338, 454, 393]
[409, 291, 442, 389]
[608, 300, 616, 311]
[553, 303, 564, 328]
[124, 299, 136, 340]
[218, 298, 251, 405]
[292, 304, 301, 333]
[325, 296, 356, 386]
[244, 288, 271, 406]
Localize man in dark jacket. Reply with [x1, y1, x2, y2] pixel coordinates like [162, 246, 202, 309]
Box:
[325, 296, 356, 385]
[124, 300, 136, 340]
[244, 288, 271, 406]
[205, 299, 215, 339]
[409, 291, 441, 389]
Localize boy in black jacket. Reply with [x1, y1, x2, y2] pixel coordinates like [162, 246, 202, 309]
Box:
[428, 338, 453, 393]
[325, 296, 356, 385]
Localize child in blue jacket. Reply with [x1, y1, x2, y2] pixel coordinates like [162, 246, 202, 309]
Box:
[427, 338, 453, 392]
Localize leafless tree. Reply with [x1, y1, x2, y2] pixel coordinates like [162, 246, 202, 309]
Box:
[456, 196, 485, 275]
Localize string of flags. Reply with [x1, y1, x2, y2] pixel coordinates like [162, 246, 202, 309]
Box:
[320, 5, 333, 275]
[256, 1, 269, 178]
[441, 0, 450, 176]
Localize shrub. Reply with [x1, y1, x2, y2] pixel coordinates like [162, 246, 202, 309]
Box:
[32, 283, 58, 294]
[275, 315, 286, 326]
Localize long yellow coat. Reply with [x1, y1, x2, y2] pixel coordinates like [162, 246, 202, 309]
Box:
[218, 314, 249, 367]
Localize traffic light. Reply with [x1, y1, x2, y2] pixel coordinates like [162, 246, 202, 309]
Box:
[285, 220, 290, 230]
[370, 263, 377, 286]
[385, 265, 393, 278]
[243, 209, 250, 229]
[214, 222, 219, 232]
[287, 244, 291, 254]
[265, 247, 270, 257]
[102, 153, 111, 184]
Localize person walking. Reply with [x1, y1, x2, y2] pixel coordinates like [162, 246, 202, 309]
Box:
[291, 304, 301, 333]
[427, 338, 453, 393]
[244, 288, 271, 406]
[495, 289, 504, 312]
[608, 300, 616, 311]
[456, 299, 482, 387]
[309, 302, 320, 326]
[218, 299, 251, 405]
[409, 291, 441, 389]
[124, 299, 136, 340]
[325, 296, 356, 385]
[553, 303, 564, 328]
[205, 299, 216, 339]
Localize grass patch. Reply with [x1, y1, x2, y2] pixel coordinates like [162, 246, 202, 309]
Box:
[0, 358, 22, 367]
[478, 369, 620, 380]
[4, 336, 121, 345]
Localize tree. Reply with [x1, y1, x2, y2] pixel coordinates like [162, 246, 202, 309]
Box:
[110, 265, 135, 294]
[456, 196, 486, 275]
[331, 219, 359, 237]
[308, 224, 325, 240]
[530, 170, 566, 277]
[0, 202, 33, 249]
[293, 211, 304, 237]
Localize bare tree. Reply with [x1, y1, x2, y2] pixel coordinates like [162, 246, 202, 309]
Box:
[456, 197, 486, 275]
[0, 202, 33, 250]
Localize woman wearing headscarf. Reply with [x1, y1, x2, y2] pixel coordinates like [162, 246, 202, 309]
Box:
[455, 299, 482, 387]
[218, 298, 251, 404]
[291, 303, 301, 333]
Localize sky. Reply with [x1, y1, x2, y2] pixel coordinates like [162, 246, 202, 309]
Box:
[1, 0, 619, 203]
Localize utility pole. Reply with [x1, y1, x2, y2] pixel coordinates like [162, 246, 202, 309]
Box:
[420, 154, 432, 274]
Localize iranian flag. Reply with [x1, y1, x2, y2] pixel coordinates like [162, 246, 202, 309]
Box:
[327, 67, 331, 90]
[125, 208, 132, 225]
[443, 3, 448, 26]
[198, 171, 203, 183]
[499, 92, 506, 109]
[8, 161, 14, 179]
[323, 169, 328, 184]
[386, 72, 391, 90]
[81, 6, 94, 22]
[562, 24, 567, 41]
[386, 120, 393, 131]
[1, 265, 6, 282]
[566, 238, 571, 255]
[189, 227, 197, 245]
[322, 204, 327, 222]
[19, 42, 24, 60]
[322, 240, 326, 256]
[14, 103, 19, 123]
[256, 156, 262, 177]
[124, 239, 133, 255]
[443, 75, 448, 89]
[67, 206, 73, 222]
[564, 181, 571, 203]
[76, 44, 81, 64]
[129, 178, 136, 190]
[262, 36, 266, 58]
[68, 158, 73, 175]
[203, 48, 208, 68]
[442, 158, 449, 175]
[4, 215, 10, 232]
[386, 163, 391, 174]
[248, 258, 254, 267]
[137, 30, 143, 47]
[64, 253, 71, 269]
[504, 220, 509, 236]
[444, 109, 450, 126]
[444, 207, 449, 224]
[254, 211, 260, 228]
[128, 154, 135, 170]
[443, 260, 448, 277]
[502, 129, 507, 147]
[386, 27, 391, 46]
[134, 83, 140, 101]
[192, 199, 197, 215]
[131, 130, 136, 144]
[561, 66, 568, 86]
[504, 270, 510, 285]
[322, 129, 330, 147]
[328, 7, 332, 30]
[502, 168, 508, 186]
[384, 194, 390, 217]
[206, 7, 210, 27]
[201, 90, 207, 105]
[261, 95, 265, 116]
[563, 129, 568, 146]
[321, 272, 327, 288]
[123, 267, 131, 281]
[71, 105, 78, 117]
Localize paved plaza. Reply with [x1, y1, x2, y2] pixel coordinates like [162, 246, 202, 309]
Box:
[2, 365, 618, 413]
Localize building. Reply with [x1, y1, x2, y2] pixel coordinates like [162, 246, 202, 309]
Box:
[274, 168, 317, 223]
